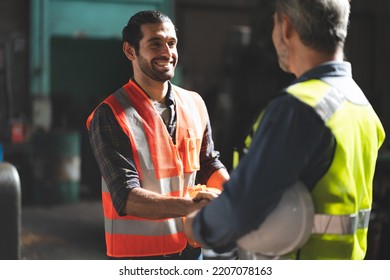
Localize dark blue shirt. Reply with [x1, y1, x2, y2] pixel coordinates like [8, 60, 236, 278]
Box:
[191, 62, 354, 252]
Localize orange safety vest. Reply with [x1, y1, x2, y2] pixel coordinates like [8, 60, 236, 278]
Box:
[86, 80, 207, 257]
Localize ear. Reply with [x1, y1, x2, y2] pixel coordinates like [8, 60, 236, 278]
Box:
[280, 14, 294, 45]
[123, 42, 136, 61]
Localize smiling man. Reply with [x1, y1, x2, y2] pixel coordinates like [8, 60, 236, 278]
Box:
[86, 10, 229, 260]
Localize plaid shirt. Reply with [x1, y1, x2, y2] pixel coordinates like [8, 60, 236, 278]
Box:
[88, 82, 226, 216]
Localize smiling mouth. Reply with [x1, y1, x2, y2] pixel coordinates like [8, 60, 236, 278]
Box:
[155, 60, 174, 68]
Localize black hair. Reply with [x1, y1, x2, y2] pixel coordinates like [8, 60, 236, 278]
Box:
[122, 10, 174, 54]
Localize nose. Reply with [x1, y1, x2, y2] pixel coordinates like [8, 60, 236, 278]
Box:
[160, 43, 175, 58]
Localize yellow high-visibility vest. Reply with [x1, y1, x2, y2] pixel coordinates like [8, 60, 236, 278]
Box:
[234, 79, 385, 259]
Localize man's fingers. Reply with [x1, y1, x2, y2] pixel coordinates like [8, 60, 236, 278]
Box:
[192, 190, 219, 202]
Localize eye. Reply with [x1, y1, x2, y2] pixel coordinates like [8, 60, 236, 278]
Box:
[150, 41, 162, 48]
[168, 40, 177, 48]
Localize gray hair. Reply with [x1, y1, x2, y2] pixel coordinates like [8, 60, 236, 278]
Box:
[275, 0, 350, 54]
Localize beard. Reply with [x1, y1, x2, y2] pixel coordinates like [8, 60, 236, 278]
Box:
[136, 53, 177, 83]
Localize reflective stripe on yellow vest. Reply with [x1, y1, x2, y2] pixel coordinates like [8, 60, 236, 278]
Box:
[88, 80, 207, 257]
[234, 79, 385, 259]
[287, 79, 385, 259]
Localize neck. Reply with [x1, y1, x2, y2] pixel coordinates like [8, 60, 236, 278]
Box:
[133, 74, 169, 103]
[292, 46, 344, 78]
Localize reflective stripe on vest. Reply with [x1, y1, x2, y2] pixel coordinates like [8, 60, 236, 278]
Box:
[313, 87, 345, 122]
[234, 78, 385, 259]
[287, 79, 385, 259]
[88, 80, 207, 257]
[312, 209, 370, 235]
[101, 181, 184, 235]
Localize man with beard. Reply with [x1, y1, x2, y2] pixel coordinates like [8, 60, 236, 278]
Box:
[86, 10, 229, 260]
[184, 0, 385, 260]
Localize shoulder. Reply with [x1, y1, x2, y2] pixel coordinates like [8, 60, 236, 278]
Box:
[266, 92, 314, 114]
[88, 102, 117, 127]
[88, 94, 120, 124]
[262, 92, 324, 128]
[172, 84, 204, 102]
[93, 102, 113, 116]
[171, 84, 208, 113]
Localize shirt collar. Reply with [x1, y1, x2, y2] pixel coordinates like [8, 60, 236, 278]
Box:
[165, 81, 175, 107]
[292, 61, 352, 85]
[131, 77, 175, 107]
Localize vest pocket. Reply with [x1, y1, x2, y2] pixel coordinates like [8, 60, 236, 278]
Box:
[184, 136, 201, 172]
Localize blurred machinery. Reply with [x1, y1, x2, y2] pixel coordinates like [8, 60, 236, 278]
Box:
[1, 0, 174, 204]
[212, 0, 293, 171]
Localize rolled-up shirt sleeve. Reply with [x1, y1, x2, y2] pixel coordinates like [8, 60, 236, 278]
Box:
[196, 110, 227, 185]
[88, 104, 140, 216]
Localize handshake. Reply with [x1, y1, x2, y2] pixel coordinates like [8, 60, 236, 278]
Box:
[187, 184, 222, 202]
[184, 184, 222, 247]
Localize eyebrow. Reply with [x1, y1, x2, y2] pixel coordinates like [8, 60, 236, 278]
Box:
[147, 36, 177, 43]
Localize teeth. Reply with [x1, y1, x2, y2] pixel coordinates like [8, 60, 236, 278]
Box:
[156, 61, 171, 67]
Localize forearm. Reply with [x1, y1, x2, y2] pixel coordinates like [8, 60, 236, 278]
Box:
[206, 168, 230, 190]
[123, 187, 210, 219]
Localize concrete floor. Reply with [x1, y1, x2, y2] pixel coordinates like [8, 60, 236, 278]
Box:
[21, 199, 107, 260]
[20, 199, 236, 260]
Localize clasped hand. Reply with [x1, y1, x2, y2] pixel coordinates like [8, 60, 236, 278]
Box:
[188, 184, 221, 202]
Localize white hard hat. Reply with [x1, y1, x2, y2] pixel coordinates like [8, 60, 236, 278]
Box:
[236, 181, 314, 259]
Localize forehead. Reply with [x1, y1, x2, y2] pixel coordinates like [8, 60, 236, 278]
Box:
[140, 22, 177, 40]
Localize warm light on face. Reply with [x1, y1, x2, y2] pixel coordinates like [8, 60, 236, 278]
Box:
[135, 22, 178, 83]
